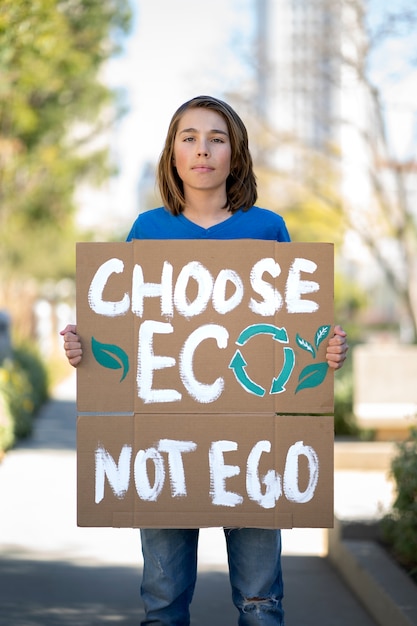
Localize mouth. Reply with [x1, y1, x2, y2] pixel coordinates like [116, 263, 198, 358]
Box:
[192, 165, 214, 173]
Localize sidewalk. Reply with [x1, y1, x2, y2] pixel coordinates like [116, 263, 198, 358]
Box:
[0, 373, 386, 625]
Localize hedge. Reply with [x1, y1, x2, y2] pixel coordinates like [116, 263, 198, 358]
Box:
[0, 345, 49, 453]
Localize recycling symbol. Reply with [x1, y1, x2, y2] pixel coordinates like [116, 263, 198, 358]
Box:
[228, 324, 295, 397]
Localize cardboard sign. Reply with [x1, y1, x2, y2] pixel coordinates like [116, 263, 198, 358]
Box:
[76, 240, 334, 528]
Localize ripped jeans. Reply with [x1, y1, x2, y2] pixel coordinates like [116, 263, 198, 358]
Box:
[140, 527, 284, 625]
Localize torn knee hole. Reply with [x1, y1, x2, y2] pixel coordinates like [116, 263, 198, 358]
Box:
[241, 595, 280, 613]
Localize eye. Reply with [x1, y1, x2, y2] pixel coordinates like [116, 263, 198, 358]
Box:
[183, 136, 195, 142]
[211, 137, 225, 143]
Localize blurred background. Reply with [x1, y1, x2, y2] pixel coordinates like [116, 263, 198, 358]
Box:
[1, 0, 417, 594]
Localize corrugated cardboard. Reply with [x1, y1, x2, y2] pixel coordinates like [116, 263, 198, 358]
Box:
[76, 240, 335, 528]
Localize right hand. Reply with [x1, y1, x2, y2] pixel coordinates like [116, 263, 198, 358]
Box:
[60, 324, 82, 367]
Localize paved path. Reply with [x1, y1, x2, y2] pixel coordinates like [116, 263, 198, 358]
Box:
[0, 374, 385, 625]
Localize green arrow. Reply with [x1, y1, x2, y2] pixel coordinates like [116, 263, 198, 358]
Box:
[270, 347, 295, 394]
[229, 350, 266, 397]
[236, 324, 288, 346]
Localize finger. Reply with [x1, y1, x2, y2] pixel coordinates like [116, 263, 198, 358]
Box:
[66, 347, 82, 368]
[328, 360, 343, 370]
[327, 355, 346, 369]
[326, 347, 348, 369]
[60, 324, 77, 336]
[68, 354, 82, 367]
[62, 332, 79, 344]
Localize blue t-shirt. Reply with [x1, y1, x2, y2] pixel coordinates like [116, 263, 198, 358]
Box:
[126, 206, 291, 242]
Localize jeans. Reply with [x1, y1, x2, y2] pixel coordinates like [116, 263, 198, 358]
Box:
[140, 527, 284, 625]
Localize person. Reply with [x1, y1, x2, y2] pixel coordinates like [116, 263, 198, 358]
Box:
[61, 95, 349, 626]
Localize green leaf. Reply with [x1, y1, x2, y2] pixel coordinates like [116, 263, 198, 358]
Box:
[295, 362, 329, 393]
[91, 336, 129, 382]
[296, 333, 315, 358]
[315, 325, 331, 350]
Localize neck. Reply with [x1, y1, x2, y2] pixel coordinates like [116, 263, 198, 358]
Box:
[183, 190, 230, 228]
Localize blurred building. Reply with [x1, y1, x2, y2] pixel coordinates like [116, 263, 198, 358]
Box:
[255, 0, 341, 159]
[253, 0, 373, 235]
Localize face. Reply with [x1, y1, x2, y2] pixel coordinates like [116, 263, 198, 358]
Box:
[173, 107, 232, 199]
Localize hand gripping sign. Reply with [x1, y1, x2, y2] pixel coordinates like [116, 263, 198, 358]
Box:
[76, 240, 334, 529]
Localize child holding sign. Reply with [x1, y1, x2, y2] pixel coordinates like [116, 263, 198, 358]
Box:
[62, 95, 348, 626]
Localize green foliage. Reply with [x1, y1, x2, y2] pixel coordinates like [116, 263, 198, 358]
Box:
[0, 392, 14, 454]
[13, 344, 49, 412]
[334, 273, 368, 343]
[284, 198, 344, 250]
[0, 0, 131, 281]
[334, 363, 359, 436]
[276, 150, 346, 251]
[0, 358, 34, 439]
[0, 344, 49, 450]
[381, 427, 417, 583]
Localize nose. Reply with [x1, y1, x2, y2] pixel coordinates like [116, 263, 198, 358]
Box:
[196, 139, 209, 157]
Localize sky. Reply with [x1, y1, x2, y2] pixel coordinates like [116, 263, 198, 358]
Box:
[76, 0, 254, 233]
[367, 0, 417, 161]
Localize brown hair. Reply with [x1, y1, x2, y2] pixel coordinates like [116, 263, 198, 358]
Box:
[157, 95, 257, 215]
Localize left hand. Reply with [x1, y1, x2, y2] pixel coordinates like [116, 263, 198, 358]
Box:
[326, 325, 349, 370]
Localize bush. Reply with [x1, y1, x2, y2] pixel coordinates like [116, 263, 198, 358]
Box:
[334, 363, 360, 437]
[13, 345, 49, 413]
[381, 427, 417, 583]
[0, 344, 49, 451]
[0, 389, 14, 454]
